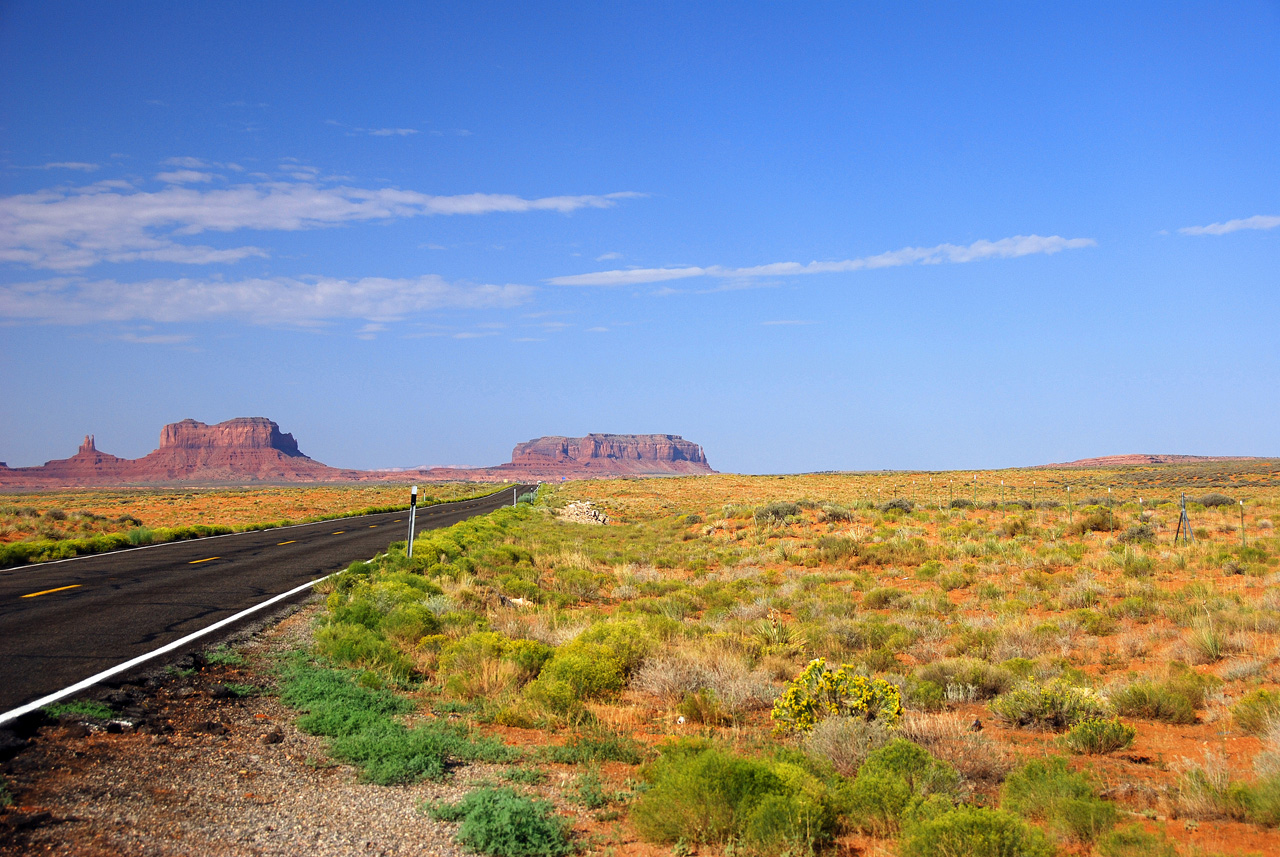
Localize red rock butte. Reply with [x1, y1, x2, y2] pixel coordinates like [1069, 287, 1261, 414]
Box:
[0, 419, 715, 487]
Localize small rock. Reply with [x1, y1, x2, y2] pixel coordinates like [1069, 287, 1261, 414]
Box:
[260, 730, 284, 745]
[174, 686, 197, 699]
[63, 722, 91, 739]
[151, 735, 169, 746]
[208, 684, 234, 699]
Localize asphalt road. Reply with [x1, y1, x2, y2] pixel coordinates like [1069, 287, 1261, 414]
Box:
[0, 485, 532, 713]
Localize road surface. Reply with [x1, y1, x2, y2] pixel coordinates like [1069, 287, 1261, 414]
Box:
[0, 485, 532, 713]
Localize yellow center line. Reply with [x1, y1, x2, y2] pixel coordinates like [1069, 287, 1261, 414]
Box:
[21, 584, 81, 598]
[277, 540, 296, 545]
[369, 525, 377, 528]
[332, 531, 345, 535]
[188, 557, 220, 564]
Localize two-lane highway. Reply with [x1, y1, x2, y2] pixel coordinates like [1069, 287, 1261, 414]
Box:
[0, 485, 532, 713]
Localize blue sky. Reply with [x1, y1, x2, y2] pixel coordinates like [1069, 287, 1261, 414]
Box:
[1, 2, 1276, 474]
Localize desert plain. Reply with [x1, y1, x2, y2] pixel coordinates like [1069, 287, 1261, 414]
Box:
[3, 459, 1280, 857]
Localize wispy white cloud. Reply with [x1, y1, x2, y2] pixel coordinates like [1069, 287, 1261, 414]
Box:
[0, 275, 533, 325]
[35, 162, 101, 172]
[326, 120, 420, 137]
[548, 234, 1095, 287]
[1179, 214, 1280, 236]
[115, 331, 194, 345]
[163, 157, 211, 169]
[0, 167, 644, 270]
[595, 251, 622, 261]
[155, 169, 216, 184]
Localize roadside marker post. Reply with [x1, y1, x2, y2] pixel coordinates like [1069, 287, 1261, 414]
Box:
[1241, 500, 1246, 548]
[406, 485, 418, 558]
[513, 487, 517, 507]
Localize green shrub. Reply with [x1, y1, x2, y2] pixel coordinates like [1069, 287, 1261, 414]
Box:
[630, 743, 834, 854]
[1197, 493, 1235, 507]
[540, 729, 643, 765]
[501, 767, 548, 785]
[44, 699, 114, 720]
[1118, 524, 1156, 545]
[990, 679, 1109, 730]
[526, 642, 624, 714]
[900, 805, 1055, 857]
[916, 658, 1014, 701]
[281, 659, 510, 783]
[1095, 823, 1178, 857]
[314, 621, 413, 679]
[1233, 689, 1280, 735]
[429, 787, 572, 857]
[1062, 718, 1136, 754]
[907, 680, 946, 712]
[1002, 756, 1118, 843]
[755, 502, 802, 524]
[771, 658, 903, 734]
[845, 739, 959, 835]
[678, 688, 730, 725]
[1109, 670, 1212, 724]
[863, 587, 907, 609]
[573, 620, 655, 676]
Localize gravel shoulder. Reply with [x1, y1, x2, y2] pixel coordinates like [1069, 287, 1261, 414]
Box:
[0, 599, 498, 857]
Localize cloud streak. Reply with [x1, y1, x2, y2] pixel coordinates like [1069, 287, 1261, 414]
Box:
[548, 234, 1095, 286]
[0, 168, 643, 270]
[1179, 214, 1280, 236]
[0, 275, 533, 325]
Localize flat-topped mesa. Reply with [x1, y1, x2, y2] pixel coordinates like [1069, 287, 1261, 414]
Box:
[508, 433, 713, 475]
[159, 417, 303, 457]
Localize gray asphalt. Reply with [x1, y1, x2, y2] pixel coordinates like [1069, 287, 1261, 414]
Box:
[0, 485, 532, 712]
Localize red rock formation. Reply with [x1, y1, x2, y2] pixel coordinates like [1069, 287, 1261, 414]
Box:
[505, 434, 713, 477]
[0, 422, 715, 487]
[127, 418, 353, 482]
[1037, 454, 1265, 469]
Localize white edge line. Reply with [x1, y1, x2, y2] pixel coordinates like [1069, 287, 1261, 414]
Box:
[0, 570, 342, 727]
[0, 484, 531, 727]
[0, 485, 517, 574]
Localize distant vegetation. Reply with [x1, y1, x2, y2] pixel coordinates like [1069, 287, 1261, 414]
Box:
[0, 483, 510, 568]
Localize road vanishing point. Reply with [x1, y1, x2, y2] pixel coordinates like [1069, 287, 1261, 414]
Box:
[0, 485, 533, 715]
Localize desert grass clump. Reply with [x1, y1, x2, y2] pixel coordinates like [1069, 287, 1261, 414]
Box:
[990, 679, 1109, 730]
[916, 658, 1014, 702]
[802, 715, 892, 776]
[1094, 824, 1179, 857]
[1232, 688, 1280, 735]
[1109, 666, 1215, 724]
[898, 713, 1013, 784]
[1061, 717, 1137, 754]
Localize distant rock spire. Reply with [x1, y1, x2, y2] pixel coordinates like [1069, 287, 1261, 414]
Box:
[79, 435, 96, 454]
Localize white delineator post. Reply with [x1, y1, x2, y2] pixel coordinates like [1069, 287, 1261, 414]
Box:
[513, 487, 517, 507]
[407, 485, 418, 558]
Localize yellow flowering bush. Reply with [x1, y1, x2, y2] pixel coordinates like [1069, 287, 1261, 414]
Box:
[771, 658, 903, 734]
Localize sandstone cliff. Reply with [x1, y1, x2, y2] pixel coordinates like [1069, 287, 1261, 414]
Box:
[506, 434, 712, 476]
[0, 422, 715, 486]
